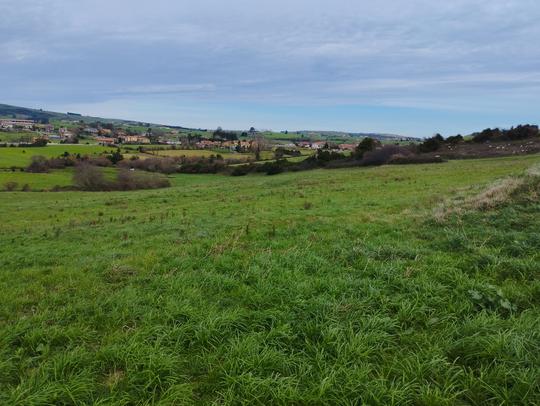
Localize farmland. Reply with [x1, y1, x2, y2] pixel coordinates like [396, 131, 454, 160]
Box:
[0, 145, 116, 168]
[1, 154, 540, 404]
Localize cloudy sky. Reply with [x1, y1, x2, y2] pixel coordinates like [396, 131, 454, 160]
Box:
[1, 0, 540, 136]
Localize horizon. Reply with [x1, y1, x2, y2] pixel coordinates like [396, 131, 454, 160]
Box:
[2, 1, 540, 137]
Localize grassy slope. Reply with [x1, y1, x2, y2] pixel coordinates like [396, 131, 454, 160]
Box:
[0, 155, 539, 404]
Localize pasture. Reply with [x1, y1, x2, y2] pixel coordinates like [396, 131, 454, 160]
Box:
[1, 154, 539, 404]
[0, 145, 115, 168]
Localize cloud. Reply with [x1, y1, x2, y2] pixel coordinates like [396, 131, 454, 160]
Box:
[109, 83, 217, 96]
[1, 0, 540, 134]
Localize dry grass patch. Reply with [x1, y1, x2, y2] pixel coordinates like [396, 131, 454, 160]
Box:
[434, 164, 540, 221]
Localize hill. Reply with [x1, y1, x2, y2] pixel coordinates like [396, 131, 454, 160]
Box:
[0, 103, 202, 131]
[297, 130, 417, 142]
[0, 103, 414, 141]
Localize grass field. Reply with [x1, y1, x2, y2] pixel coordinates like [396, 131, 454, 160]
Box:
[1, 155, 540, 404]
[0, 145, 115, 168]
[0, 132, 37, 143]
[0, 169, 74, 190]
[148, 149, 256, 161]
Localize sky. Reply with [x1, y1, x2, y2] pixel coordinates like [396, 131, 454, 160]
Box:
[1, 0, 540, 137]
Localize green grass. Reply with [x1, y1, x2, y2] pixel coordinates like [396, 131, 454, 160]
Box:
[149, 148, 255, 161]
[1, 154, 540, 404]
[0, 167, 119, 191]
[0, 145, 116, 168]
[0, 132, 37, 143]
[0, 169, 74, 190]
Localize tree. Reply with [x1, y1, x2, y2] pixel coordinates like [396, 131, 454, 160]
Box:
[32, 138, 48, 147]
[108, 149, 124, 164]
[446, 134, 463, 144]
[417, 136, 442, 153]
[26, 155, 49, 173]
[354, 137, 377, 159]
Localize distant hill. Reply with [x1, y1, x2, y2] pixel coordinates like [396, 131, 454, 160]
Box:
[0, 103, 417, 140]
[297, 130, 418, 142]
[0, 103, 202, 131]
[0, 103, 137, 125]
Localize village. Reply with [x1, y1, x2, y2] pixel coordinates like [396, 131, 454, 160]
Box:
[0, 117, 360, 153]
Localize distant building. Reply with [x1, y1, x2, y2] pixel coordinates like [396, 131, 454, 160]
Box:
[96, 137, 116, 145]
[0, 119, 35, 129]
[83, 127, 99, 134]
[59, 127, 74, 139]
[99, 128, 112, 136]
[338, 143, 357, 151]
[117, 135, 150, 144]
[35, 124, 54, 132]
[310, 141, 327, 149]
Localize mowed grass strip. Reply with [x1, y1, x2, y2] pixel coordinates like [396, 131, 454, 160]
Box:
[0, 154, 539, 404]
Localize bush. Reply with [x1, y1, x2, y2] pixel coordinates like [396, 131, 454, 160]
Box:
[353, 137, 379, 159]
[446, 134, 463, 144]
[73, 164, 171, 191]
[31, 138, 48, 147]
[361, 145, 407, 166]
[85, 156, 113, 167]
[230, 165, 251, 176]
[26, 155, 50, 173]
[388, 154, 445, 165]
[108, 149, 124, 164]
[73, 163, 109, 191]
[116, 169, 170, 190]
[3, 181, 18, 191]
[313, 149, 346, 163]
[471, 125, 539, 143]
[265, 163, 284, 175]
[417, 135, 444, 153]
[21, 183, 31, 192]
[119, 157, 178, 174]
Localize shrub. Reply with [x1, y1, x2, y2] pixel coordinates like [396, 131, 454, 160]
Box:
[353, 137, 379, 159]
[26, 155, 50, 173]
[471, 125, 539, 143]
[231, 165, 251, 176]
[3, 181, 18, 191]
[417, 135, 444, 153]
[388, 154, 445, 165]
[258, 160, 286, 175]
[313, 149, 346, 163]
[119, 157, 178, 174]
[73, 163, 109, 191]
[21, 183, 31, 192]
[85, 156, 113, 167]
[361, 145, 406, 166]
[108, 149, 124, 164]
[116, 169, 170, 190]
[74, 164, 170, 191]
[446, 134, 464, 144]
[31, 138, 48, 147]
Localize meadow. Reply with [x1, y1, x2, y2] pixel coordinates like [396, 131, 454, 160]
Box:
[0, 145, 115, 168]
[0, 154, 539, 404]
